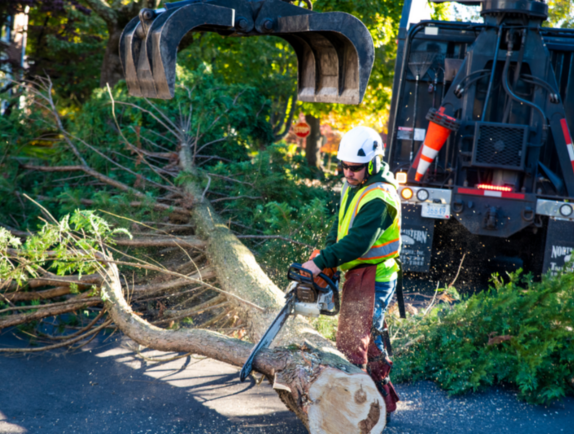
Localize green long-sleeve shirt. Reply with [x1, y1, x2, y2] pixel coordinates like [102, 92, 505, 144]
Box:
[313, 167, 399, 279]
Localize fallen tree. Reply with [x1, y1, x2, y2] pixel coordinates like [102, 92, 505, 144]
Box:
[0, 200, 388, 433]
[0, 79, 389, 433]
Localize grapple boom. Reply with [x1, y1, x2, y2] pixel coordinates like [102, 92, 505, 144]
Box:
[119, 0, 375, 104]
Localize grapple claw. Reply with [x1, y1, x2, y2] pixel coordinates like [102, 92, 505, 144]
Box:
[275, 12, 374, 104]
[146, 4, 235, 99]
[119, 16, 144, 97]
[119, 0, 374, 104]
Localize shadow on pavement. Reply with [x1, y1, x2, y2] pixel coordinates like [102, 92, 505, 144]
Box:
[1, 328, 572, 434]
[0, 330, 306, 434]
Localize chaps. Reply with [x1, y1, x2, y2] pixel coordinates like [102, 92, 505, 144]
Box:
[336, 265, 400, 413]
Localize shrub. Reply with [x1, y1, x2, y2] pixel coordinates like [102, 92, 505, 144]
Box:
[392, 269, 574, 404]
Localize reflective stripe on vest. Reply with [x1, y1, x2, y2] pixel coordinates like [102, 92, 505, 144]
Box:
[359, 238, 401, 261]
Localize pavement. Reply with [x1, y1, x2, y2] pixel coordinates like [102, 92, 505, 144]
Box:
[1, 330, 572, 434]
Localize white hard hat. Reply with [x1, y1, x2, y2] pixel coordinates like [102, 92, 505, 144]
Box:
[337, 126, 384, 164]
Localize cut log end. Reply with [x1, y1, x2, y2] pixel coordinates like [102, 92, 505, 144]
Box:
[273, 364, 386, 434]
[308, 368, 386, 434]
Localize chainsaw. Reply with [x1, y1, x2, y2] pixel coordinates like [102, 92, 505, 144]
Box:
[239, 262, 340, 382]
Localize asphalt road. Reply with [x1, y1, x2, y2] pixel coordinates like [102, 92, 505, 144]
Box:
[1, 330, 572, 434]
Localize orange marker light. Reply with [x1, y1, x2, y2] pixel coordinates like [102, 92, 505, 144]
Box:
[401, 187, 413, 200]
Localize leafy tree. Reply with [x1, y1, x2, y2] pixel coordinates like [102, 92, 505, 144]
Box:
[547, 0, 574, 28]
[1, 1, 106, 106]
[25, 1, 106, 105]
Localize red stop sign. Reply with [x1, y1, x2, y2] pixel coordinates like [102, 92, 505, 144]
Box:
[294, 121, 311, 138]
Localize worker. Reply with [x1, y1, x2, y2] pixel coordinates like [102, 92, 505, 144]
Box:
[302, 126, 401, 418]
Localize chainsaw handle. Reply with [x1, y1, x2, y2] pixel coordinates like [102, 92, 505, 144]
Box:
[320, 279, 340, 317]
[287, 263, 338, 294]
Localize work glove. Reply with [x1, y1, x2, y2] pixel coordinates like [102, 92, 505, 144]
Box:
[308, 249, 337, 289]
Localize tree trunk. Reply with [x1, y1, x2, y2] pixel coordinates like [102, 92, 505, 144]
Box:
[305, 114, 322, 169]
[98, 145, 388, 433]
[100, 25, 125, 89]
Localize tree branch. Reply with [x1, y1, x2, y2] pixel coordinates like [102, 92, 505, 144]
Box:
[113, 236, 206, 250]
[210, 195, 264, 203]
[19, 171, 189, 214]
[82, 0, 119, 27]
[0, 296, 101, 329]
[205, 173, 255, 187]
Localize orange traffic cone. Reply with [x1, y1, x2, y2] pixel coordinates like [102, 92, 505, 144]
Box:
[415, 110, 456, 181]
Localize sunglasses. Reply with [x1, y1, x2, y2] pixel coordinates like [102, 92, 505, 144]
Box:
[340, 162, 367, 173]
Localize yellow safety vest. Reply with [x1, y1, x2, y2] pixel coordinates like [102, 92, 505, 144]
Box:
[337, 181, 401, 282]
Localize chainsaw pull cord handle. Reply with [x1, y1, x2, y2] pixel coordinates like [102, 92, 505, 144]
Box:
[319, 271, 340, 316]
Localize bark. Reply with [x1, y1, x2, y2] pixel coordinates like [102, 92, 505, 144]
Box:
[114, 236, 206, 250]
[4, 286, 73, 302]
[305, 115, 322, 169]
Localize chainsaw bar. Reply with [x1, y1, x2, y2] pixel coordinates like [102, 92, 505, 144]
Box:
[239, 293, 295, 382]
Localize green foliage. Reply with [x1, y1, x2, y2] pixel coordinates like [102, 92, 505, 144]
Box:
[547, 0, 574, 29]
[1, 62, 339, 288]
[392, 269, 574, 404]
[0, 209, 130, 286]
[0, 65, 273, 229]
[429, 1, 451, 21]
[17, 1, 107, 107]
[195, 143, 339, 286]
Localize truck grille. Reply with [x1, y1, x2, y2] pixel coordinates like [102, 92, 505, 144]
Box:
[471, 122, 528, 170]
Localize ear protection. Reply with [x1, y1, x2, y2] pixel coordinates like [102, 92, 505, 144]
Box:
[368, 140, 382, 175]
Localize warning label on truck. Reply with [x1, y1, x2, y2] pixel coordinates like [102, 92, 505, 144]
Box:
[400, 204, 434, 272]
[543, 219, 574, 276]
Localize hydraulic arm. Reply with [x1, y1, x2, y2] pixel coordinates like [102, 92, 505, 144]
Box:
[119, 0, 375, 104]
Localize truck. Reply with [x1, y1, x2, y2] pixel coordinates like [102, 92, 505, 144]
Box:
[387, 0, 574, 281]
